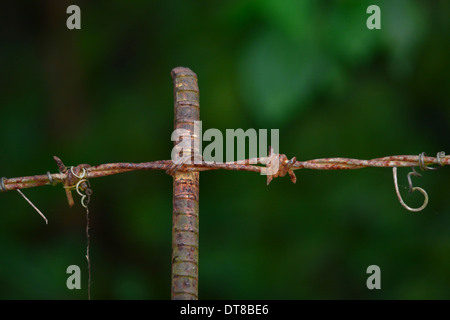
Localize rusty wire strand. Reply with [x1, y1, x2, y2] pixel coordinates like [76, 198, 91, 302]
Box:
[2, 152, 446, 215]
[0, 153, 448, 192]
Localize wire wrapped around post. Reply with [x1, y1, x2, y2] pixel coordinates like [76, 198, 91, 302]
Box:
[170, 67, 200, 300]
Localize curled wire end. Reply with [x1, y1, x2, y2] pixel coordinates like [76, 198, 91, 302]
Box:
[64, 166, 91, 208]
[0, 177, 6, 193]
[418, 151, 446, 171]
[71, 166, 87, 179]
[75, 179, 92, 208]
[393, 167, 428, 212]
[407, 167, 421, 194]
[436, 151, 446, 166]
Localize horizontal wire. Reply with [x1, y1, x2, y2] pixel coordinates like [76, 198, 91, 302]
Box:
[1, 154, 448, 192]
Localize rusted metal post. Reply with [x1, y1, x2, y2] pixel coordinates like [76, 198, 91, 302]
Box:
[171, 67, 200, 300]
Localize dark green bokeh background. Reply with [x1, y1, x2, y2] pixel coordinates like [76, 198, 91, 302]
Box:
[0, 0, 449, 299]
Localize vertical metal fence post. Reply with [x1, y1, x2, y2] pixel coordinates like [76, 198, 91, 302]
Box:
[171, 67, 200, 300]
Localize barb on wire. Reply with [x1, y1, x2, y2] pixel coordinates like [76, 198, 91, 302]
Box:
[265, 146, 297, 185]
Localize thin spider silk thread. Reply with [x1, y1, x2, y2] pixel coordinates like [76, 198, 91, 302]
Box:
[72, 166, 92, 300]
[85, 205, 91, 300]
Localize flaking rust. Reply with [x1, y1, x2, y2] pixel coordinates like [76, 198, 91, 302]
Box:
[171, 67, 200, 300]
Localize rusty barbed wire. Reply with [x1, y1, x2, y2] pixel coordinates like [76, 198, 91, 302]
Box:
[1, 152, 448, 193]
[1, 151, 447, 217]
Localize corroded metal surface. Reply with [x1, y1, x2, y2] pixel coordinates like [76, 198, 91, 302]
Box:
[1, 155, 449, 192]
[2, 154, 449, 192]
[171, 67, 200, 300]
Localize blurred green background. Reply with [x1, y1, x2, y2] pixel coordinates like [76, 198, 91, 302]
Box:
[0, 0, 449, 299]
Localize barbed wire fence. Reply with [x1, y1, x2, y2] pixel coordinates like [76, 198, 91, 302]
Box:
[0, 67, 448, 299]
